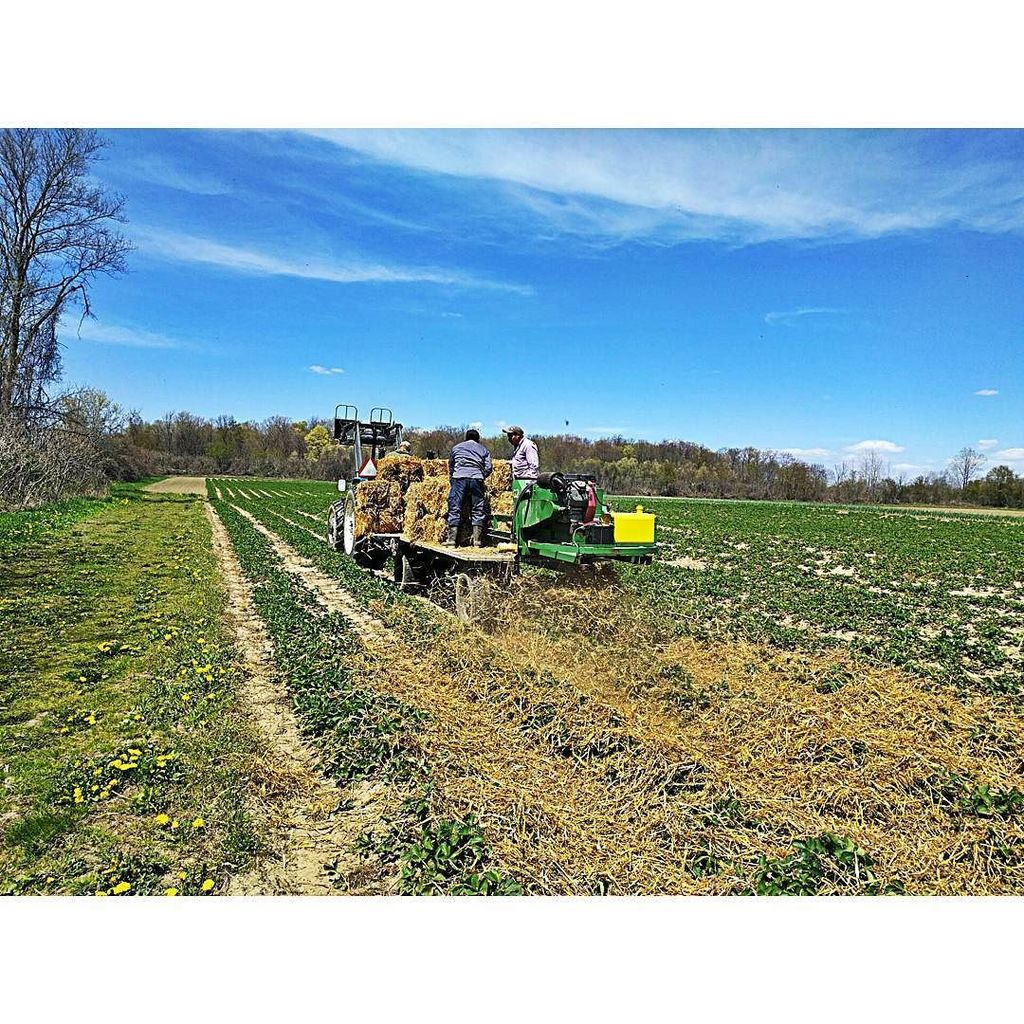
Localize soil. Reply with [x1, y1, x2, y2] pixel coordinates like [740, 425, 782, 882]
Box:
[145, 476, 209, 495]
[204, 503, 387, 894]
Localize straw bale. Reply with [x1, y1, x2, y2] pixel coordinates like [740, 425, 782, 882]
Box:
[403, 478, 450, 542]
[422, 459, 449, 478]
[491, 490, 515, 516]
[487, 459, 513, 493]
[376, 453, 424, 486]
[402, 461, 515, 543]
[354, 480, 405, 537]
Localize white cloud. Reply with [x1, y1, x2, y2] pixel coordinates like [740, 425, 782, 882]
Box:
[469, 420, 483, 430]
[978, 439, 999, 450]
[975, 388, 999, 396]
[134, 226, 532, 295]
[72, 320, 190, 350]
[780, 447, 832, 459]
[892, 462, 924, 473]
[309, 129, 1024, 245]
[845, 439, 905, 454]
[992, 448, 1024, 463]
[309, 365, 344, 375]
[764, 308, 845, 326]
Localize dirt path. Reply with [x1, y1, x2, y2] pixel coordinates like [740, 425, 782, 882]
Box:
[146, 476, 209, 495]
[204, 503, 387, 894]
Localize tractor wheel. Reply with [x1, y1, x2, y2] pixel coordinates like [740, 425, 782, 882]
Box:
[327, 500, 346, 551]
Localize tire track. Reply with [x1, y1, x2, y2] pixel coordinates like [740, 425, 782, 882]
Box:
[205, 503, 388, 893]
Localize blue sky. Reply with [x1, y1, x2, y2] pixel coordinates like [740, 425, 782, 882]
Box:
[65, 129, 1024, 476]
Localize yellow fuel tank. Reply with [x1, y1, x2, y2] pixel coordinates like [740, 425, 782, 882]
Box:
[612, 505, 656, 544]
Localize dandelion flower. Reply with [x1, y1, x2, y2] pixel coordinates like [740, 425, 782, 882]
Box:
[171, 819, 180, 829]
[164, 888, 179, 897]
[155, 813, 170, 826]
[111, 881, 131, 895]
[201, 879, 214, 892]
[192, 817, 204, 829]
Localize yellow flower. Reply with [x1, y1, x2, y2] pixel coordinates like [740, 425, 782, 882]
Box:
[191, 817, 204, 829]
[164, 888, 179, 897]
[155, 813, 170, 826]
[201, 879, 214, 892]
[171, 819, 180, 829]
[111, 881, 131, 895]
[177, 871, 187, 880]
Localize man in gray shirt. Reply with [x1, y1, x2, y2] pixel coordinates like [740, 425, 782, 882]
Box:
[447, 428, 492, 547]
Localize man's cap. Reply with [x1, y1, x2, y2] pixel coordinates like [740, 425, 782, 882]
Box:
[503, 425, 524, 436]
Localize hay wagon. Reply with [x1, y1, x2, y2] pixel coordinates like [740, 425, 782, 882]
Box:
[326, 403, 658, 623]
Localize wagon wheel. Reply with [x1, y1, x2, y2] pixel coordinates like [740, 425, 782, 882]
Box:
[453, 572, 497, 625]
[396, 553, 425, 591]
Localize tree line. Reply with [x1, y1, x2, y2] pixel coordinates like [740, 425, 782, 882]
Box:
[70, 408, 1022, 510]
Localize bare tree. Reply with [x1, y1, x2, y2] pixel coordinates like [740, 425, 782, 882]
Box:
[858, 449, 888, 497]
[0, 129, 131, 418]
[950, 446, 986, 491]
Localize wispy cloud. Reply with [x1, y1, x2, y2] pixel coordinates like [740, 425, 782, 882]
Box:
[133, 226, 532, 295]
[992, 448, 1024, 463]
[308, 129, 1024, 246]
[71, 319, 191, 350]
[978, 439, 999, 450]
[975, 388, 999, 396]
[116, 156, 231, 196]
[309, 365, 344, 375]
[764, 308, 845, 326]
[780, 447, 832, 459]
[892, 462, 924, 472]
[845, 439, 905, 454]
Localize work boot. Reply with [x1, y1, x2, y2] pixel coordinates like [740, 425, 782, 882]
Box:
[472, 525, 484, 548]
[445, 524, 460, 547]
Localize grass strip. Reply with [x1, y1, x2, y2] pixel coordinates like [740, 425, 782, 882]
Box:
[0, 493, 267, 896]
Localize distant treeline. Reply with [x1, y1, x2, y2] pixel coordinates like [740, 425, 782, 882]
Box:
[108, 408, 1024, 509]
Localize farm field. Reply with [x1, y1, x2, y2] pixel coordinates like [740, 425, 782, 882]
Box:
[4, 477, 1024, 894]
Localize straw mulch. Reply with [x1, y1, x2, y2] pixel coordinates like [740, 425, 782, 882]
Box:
[321, 562, 1024, 894]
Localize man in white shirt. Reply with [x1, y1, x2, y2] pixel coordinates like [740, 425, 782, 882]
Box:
[503, 425, 539, 481]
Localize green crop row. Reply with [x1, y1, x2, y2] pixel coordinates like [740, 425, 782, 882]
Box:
[212, 499, 520, 894]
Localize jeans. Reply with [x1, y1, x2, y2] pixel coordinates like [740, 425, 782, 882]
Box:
[448, 477, 486, 526]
